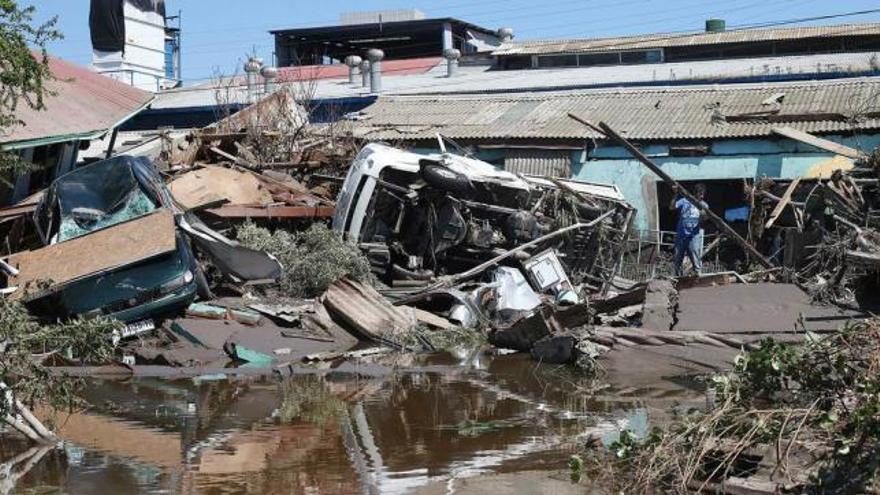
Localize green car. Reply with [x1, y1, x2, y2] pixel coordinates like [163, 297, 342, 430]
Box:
[24, 156, 204, 328]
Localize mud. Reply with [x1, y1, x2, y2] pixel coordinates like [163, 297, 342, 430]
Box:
[675, 283, 855, 333]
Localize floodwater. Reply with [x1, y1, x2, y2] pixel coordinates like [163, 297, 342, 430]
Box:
[0, 350, 706, 494]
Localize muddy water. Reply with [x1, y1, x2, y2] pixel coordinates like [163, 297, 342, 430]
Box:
[0, 351, 706, 494]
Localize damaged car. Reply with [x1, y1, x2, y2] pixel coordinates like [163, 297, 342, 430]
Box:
[6, 156, 208, 330]
[332, 143, 634, 293]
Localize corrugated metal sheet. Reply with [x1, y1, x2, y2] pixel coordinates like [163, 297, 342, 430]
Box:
[151, 51, 880, 110]
[505, 149, 571, 176]
[0, 55, 154, 148]
[354, 77, 880, 141]
[493, 23, 880, 56]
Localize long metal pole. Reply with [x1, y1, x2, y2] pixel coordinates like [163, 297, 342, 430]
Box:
[567, 113, 774, 269]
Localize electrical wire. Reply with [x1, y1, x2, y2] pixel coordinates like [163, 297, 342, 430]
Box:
[52, 6, 880, 86]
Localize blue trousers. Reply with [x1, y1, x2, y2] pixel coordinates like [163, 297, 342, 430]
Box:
[674, 230, 704, 277]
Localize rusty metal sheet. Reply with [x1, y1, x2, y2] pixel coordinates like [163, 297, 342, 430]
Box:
[0, 54, 153, 147]
[8, 209, 176, 295]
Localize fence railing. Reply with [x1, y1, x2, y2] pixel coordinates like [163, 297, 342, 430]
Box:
[619, 229, 724, 282]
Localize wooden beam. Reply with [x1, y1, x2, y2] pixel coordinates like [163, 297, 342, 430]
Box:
[568, 114, 774, 269]
[764, 177, 801, 229]
[772, 126, 867, 160]
[205, 205, 335, 218]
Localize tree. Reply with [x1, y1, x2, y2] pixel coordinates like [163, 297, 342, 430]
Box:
[0, 0, 61, 175]
[0, 1, 117, 445]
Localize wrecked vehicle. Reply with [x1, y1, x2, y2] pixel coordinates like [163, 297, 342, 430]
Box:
[332, 143, 634, 293]
[7, 156, 207, 327]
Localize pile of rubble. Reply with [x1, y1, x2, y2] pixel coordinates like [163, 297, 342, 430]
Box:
[0, 114, 639, 377]
[161, 89, 356, 223]
[6, 96, 880, 384]
[747, 149, 880, 308]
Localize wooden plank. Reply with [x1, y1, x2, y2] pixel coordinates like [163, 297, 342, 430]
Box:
[205, 205, 335, 218]
[764, 176, 801, 229]
[772, 126, 867, 160]
[168, 165, 274, 210]
[9, 209, 177, 296]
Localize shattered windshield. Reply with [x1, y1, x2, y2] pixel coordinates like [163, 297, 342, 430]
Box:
[48, 157, 160, 243]
[57, 188, 157, 242]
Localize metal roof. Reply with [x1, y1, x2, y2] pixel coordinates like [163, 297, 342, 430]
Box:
[151, 57, 443, 110]
[0, 55, 154, 149]
[493, 23, 880, 56]
[150, 51, 880, 111]
[352, 77, 880, 142]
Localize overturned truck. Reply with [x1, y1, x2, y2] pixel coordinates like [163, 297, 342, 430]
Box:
[332, 144, 634, 296]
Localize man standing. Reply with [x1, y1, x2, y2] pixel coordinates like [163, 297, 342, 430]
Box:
[669, 183, 708, 277]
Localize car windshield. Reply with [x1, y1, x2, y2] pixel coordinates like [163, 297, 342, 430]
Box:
[57, 188, 157, 242]
[46, 157, 160, 243]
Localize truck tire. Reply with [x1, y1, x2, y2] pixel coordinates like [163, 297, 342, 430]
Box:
[419, 162, 474, 197]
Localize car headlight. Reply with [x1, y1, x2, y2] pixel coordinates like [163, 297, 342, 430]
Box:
[161, 270, 194, 293]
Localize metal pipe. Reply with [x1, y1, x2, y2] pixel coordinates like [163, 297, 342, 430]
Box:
[359, 60, 370, 87]
[444, 48, 461, 77]
[366, 49, 384, 93]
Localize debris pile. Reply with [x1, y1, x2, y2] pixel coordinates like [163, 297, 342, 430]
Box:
[746, 156, 880, 308]
[162, 88, 355, 222]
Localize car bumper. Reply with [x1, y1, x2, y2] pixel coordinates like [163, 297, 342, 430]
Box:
[106, 280, 198, 324]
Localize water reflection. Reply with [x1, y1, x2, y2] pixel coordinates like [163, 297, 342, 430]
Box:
[0, 351, 706, 494]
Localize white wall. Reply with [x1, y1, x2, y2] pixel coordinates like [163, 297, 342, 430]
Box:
[92, 1, 168, 92]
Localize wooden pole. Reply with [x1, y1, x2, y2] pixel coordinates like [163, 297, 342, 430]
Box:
[567, 114, 774, 269]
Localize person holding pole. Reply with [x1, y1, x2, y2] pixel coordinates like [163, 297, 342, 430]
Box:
[670, 183, 708, 277]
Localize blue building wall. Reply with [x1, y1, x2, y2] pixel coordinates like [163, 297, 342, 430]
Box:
[572, 134, 880, 232]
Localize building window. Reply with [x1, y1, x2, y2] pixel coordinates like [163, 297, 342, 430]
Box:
[537, 54, 578, 68]
[578, 52, 620, 66]
[531, 49, 663, 69]
[621, 49, 663, 64]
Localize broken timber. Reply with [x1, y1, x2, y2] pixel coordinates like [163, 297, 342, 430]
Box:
[567, 114, 774, 269]
[764, 176, 801, 229]
[772, 126, 867, 160]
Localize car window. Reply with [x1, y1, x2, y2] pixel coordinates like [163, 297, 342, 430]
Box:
[56, 186, 157, 243]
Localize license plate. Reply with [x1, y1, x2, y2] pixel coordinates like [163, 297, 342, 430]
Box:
[120, 319, 155, 340]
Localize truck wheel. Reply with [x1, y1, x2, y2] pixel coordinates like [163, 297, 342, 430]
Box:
[420, 162, 474, 197]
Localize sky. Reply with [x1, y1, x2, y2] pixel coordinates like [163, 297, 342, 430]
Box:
[29, 0, 880, 86]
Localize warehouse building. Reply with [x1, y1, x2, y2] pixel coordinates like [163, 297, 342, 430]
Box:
[349, 77, 880, 235]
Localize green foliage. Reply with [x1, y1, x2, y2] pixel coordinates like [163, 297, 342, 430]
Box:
[236, 222, 372, 297]
[594, 320, 880, 493]
[0, 1, 62, 176]
[0, 299, 118, 417]
[569, 454, 584, 482]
